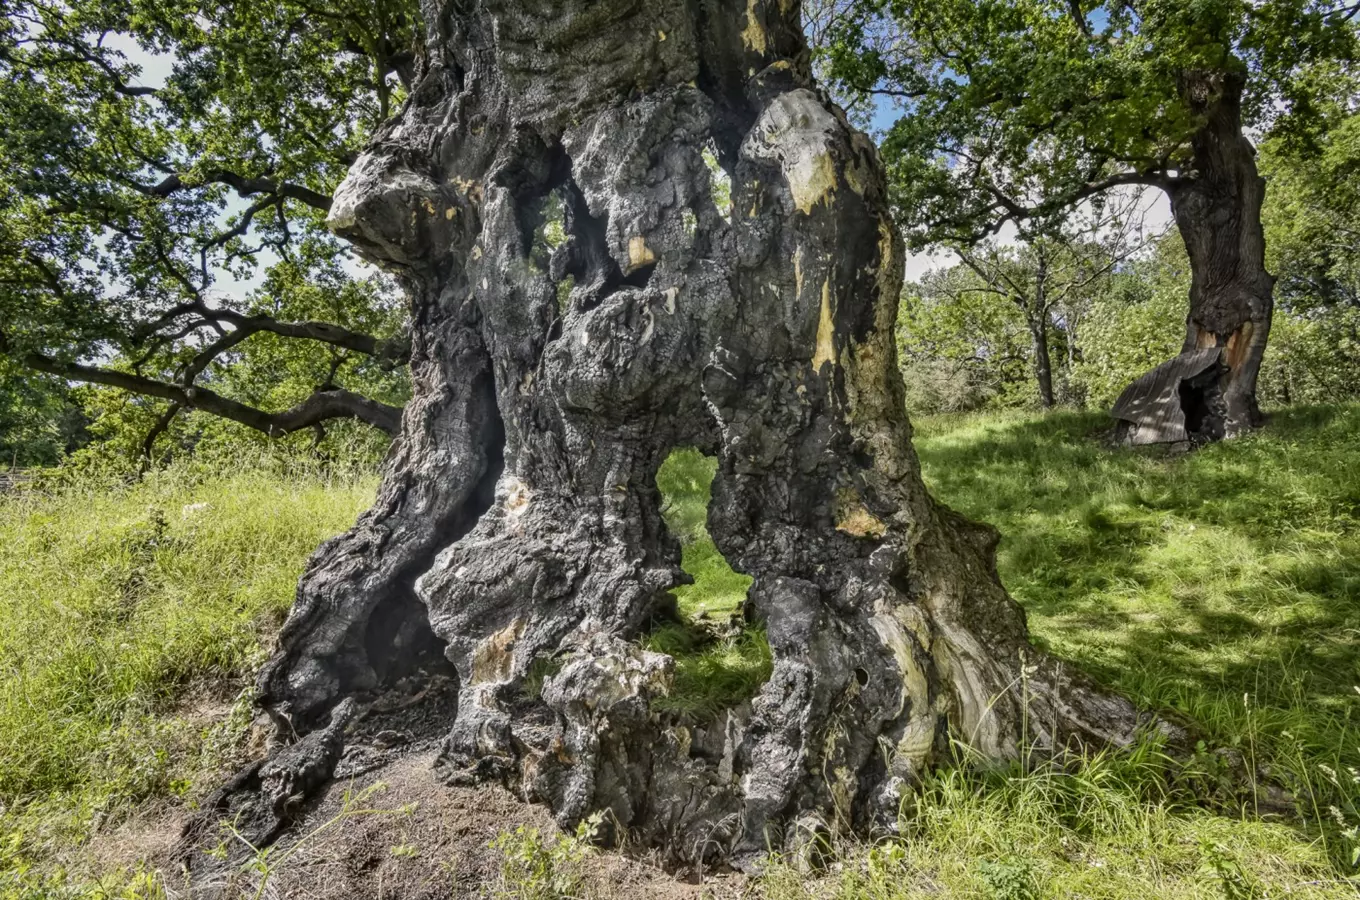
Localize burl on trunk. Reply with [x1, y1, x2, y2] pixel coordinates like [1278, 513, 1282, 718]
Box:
[247, 0, 1146, 867]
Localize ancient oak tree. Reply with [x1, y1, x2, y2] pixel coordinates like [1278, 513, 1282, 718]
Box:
[236, 0, 1151, 868]
[816, 0, 1359, 441]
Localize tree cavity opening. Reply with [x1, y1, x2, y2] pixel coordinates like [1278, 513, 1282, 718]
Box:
[702, 143, 732, 223]
[528, 187, 575, 312]
[646, 447, 770, 721]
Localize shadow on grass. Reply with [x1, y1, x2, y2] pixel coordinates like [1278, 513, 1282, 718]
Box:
[914, 404, 1360, 832]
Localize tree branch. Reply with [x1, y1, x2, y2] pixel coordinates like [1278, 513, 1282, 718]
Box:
[140, 401, 181, 471]
[7, 342, 402, 437]
[141, 171, 332, 212]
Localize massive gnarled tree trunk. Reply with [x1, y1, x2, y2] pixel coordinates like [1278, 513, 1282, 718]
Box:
[1113, 70, 1275, 444]
[237, 0, 1147, 868]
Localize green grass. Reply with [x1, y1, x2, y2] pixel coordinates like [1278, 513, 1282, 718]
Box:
[0, 457, 376, 895]
[647, 448, 769, 720]
[761, 403, 1360, 898]
[914, 405, 1360, 827]
[10, 408, 1360, 898]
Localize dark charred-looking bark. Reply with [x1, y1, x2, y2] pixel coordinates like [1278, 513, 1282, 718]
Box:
[1169, 70, 1275, 436]
[1115, 70, 1274, 444]
[239, 0, 1150, 869]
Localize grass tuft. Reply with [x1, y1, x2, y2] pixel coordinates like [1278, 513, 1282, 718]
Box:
[0, 455, 376, 894]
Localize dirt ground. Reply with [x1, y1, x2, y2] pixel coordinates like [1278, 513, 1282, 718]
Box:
[189, 751, 745, 899]
[79, 675, 748, 899]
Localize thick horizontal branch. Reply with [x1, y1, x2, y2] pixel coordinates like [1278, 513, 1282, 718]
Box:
[11, 345, 402, 437]
[134, 302, 409, 376]
[177, 314, 407, 385]
[218, 313, 404, 361]
[142, 171, 332, 212]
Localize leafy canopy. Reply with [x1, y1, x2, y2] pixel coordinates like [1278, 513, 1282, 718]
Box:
[812, 0, 1360, 246]
[1260, 68, 1360, 312]
[0, 0, 419, 446]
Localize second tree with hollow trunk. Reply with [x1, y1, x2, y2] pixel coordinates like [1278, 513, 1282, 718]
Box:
[815, 0, 1357, 441]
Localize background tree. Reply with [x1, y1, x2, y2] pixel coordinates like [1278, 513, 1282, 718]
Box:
[953, 191, 1160, 408]
[0, 365, 86, 468]
[816, 0, 1360, 436]
[898, 263, 1032, 412]
[1260, 68, 1360, 313]
[899, 189, 1161, 412]
[0, 0, 418, 459]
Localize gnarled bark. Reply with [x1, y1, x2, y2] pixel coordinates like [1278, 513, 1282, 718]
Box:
[1115, 70, 1275, 444]
[239, 0, 1150, 870]
[1170, 70, 1275, 436]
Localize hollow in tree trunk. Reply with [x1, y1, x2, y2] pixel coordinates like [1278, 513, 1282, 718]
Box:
[1113, 70, 1274, 444]
[241, 0, 1150, 868]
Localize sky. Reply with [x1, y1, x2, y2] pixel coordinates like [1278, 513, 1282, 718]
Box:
[107, 32, 1174, 296]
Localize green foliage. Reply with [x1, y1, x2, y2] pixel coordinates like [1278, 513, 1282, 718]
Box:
[489, 813, 602, 900]
[817, 0, 1359, 246]
[0, 0, 416, 449]
[904, 224, 1360, 415]
[898, 265, 1031, 413]
[1261, 93, 1360, 313]
[1259, 307, 1360, 407]
[976, 855, 1040, 900]
[1072, 234, 1190, 408]
[702, 147, 733, 219]
[0, 455, 375, 892]
[0, 365, 88, 468]
[647, 449, 770, 720]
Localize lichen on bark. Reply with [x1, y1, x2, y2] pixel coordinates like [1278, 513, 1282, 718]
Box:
[238, 0, 1154, 870]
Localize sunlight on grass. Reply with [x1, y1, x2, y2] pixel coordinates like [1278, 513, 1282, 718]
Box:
[764, 746, 1353, 898]
[647, 448, 768, 721]
[8, 408, 1360, 898]
[910, 405, 1360, 873]
[0, 459, 376, 891]
[760, 405, 1360, 898]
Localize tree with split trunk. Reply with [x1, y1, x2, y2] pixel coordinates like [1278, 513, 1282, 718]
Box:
[223, 0, 1169, 870]
[814, 0, 1360, 439]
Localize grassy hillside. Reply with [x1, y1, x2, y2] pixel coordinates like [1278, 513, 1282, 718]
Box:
[768, 405, 1360, 898]
[3, 405, 1360, 898]
[0, 459, 378, 897]
[917, 404, 1360, 812]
